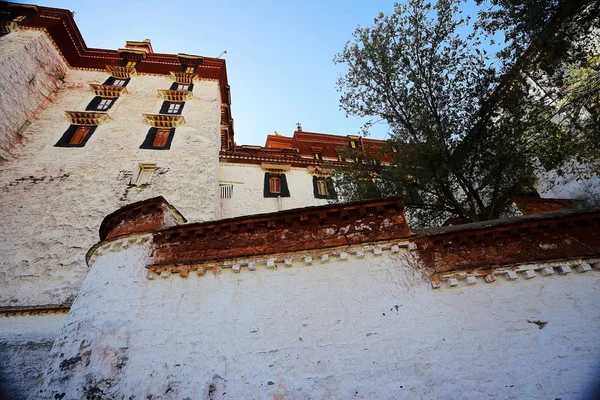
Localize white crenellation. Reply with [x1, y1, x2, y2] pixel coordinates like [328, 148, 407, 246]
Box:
[433, 257, 600, 289]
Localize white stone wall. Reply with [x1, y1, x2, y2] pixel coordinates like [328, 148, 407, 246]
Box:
[0, 31, 221, 308]
[0, 30, 68, 161]
[219, 163, 329, 218]
[35, 240, 600, 399]
[0, 313, 67, 400]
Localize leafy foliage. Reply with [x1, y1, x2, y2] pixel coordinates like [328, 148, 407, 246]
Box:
[333, 0, 588, 228]
[475, 0, 600, 70]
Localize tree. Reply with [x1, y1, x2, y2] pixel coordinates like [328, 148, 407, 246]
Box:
[333, 0, 576, 228]
[475, 0, 600, 71]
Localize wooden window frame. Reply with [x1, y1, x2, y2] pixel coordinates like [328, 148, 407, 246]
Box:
[140, 127, 176, 150]
[313, 176, 336, 199]
[263, 172, 290, 198]
[55, 125, 97, 147]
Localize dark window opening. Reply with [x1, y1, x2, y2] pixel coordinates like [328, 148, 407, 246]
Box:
[264, 173, 290, 198]
[103, 77, 130, 87]
[313, 176, 337, 199]
[86, 96, 116, 111]
[140, 127, 176, 150]
[314, 153, 322, 160]
[55, 125, 97, 147]
[169, 82, 194, 91]
[180, 65, 196, 73]
[160, 101, 185, 115]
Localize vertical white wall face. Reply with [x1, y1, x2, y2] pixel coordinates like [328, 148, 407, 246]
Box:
[0, 30, 221, 308]
[0, 30, 69, 161]
[0, 313, 67, 400]
[536, 163, 600, 203]
[36, 244, 600, 399]
[219, 164, 330, 218]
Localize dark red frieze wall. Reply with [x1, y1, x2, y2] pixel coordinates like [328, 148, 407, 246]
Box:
[94, 195, 600, 275]
[415, 210, 600, 274]
[149, 198, 411, 266]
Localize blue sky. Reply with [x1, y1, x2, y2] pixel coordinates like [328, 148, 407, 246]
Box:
[23, 1, 482, 146]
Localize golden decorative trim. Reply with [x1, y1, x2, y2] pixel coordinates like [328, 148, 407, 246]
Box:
[307, 166, 333, 178]
[221, 104, 231, 124]
[158, 89, 193, 102]
[106, 65, 136, 79]
[89, 84, 127, 97]
[0, 21, 19, 34]
[118, 48, 148, 58]
[261, 163, 291, 173]
[65, 111, 110, 126]
[143, 114, 186, 128]
[170, 71, 196, 84]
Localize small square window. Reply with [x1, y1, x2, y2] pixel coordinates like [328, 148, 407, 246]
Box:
[167, 103, 181, 114]
[55, 125, 97, 147]
[132, 163, 157, 186]
[97, 98, 113, 110]
[314, 153, 322, 160]
[125, 61, 137, 68]
[170, 82, 193, 91]
[86, 96, 115, 111]
[337, 154, 344, 162]
[140, 128, 175, 150]
[349, 140, 357, 149]
[185, 66, 195, 73]
[160, 101, 184, 115]
[103, 77, 130, 87]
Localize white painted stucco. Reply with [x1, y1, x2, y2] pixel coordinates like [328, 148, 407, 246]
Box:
[219, 163, 329, 218]
[0, 313, 67, 400]
[0, 29, 68, 161]
[35, 240, 600, 399]
[0, 30, 221, 308]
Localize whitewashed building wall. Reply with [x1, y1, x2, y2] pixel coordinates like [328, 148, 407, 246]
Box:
[0, 30, 221, 309]
[33, 239, 600, 399]
[219, 163, 330, 218]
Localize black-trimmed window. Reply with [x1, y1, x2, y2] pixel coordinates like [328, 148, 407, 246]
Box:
[160, 101, 184, 115]
[169, 82, 193, 91]
[264, 173, 290, 198]
[55, 125, 97, 147]
[314, 152, 322, 160]
[313, 176, 336, 199]
[349, 139, 357, 149]
[337, 154, 344, 162]
[103, 77, 130, 87]
[86, 96, 116, 111]
[140, 128, 175, 150]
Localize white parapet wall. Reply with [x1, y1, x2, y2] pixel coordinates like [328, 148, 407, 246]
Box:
[34, 237, 600, 399]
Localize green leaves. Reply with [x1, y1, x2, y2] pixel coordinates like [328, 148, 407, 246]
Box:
[333, 0, 598, 228]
